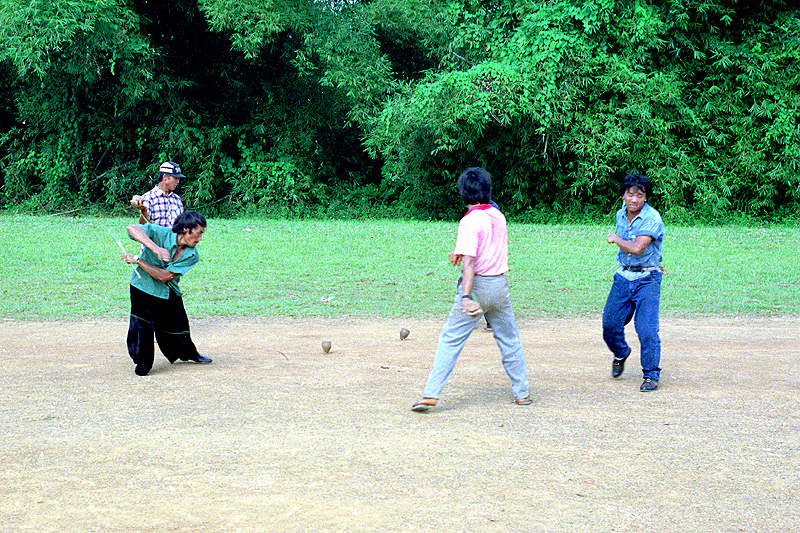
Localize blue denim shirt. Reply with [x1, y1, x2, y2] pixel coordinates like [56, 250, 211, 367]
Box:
[615, 202, 664, 269]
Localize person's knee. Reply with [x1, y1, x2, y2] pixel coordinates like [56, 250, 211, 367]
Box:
[637, 331, 660, 347]
[602, 325, 621, 340]
[634, 317, 659, 338]
[500, 348, 525, 365]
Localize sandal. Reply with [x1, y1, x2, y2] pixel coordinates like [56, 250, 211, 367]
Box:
[411, 398, 438, 412]
[514, 396, 532, 406]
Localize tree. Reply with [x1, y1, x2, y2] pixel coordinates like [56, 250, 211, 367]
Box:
[0, 0, 164, 210]
[0, 0, 797, 221]
[366, 0, 800, 221]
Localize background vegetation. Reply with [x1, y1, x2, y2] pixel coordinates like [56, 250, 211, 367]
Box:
[0, 1, 798, 223]
[1, 215, 797, 319]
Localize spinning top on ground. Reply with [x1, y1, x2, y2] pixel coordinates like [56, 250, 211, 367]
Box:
[400, 328, 410, 340]
[322, 340, 332, 354]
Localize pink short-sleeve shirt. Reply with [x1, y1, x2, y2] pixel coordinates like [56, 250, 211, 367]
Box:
[453, 206, 509, 276]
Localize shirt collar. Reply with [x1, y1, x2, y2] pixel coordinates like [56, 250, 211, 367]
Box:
[153, 185, 173, 197]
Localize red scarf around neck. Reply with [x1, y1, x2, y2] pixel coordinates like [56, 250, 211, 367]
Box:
[464, 204, 493, 216]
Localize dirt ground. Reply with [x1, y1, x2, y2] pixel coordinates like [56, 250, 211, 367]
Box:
[1, 316, 798, 533]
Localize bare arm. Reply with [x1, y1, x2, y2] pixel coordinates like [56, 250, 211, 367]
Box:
[448, 251, 482, 314]
[606, 233, 653, 255]
[459, 255, 482, 315]
[460, 255, 475, 296]
[121, 253, 176, 283]
[127, 224, 171, 262]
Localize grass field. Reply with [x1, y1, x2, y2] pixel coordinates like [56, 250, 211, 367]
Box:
[1, 214, 798, 319]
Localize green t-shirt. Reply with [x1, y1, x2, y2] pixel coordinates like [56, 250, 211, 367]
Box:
[129, 223, 199, 299]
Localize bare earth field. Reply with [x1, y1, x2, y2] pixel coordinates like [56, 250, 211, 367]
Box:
[1, 316, 798, 533]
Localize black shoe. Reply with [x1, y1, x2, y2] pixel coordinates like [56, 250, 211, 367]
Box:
[181, 354, 213, 363]
[611, 348, 631, 378]
[640, 378, 659, 392]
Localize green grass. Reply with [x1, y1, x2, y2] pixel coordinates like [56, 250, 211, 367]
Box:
[1, 214, 798, 320]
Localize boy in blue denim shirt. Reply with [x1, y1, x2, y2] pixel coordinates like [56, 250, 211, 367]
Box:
[603, 174, 665, 392]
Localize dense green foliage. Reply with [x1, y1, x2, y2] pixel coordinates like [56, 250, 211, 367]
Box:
[0, 1, 798, 222]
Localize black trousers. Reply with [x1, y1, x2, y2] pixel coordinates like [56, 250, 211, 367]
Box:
[127, 285, 199, 375]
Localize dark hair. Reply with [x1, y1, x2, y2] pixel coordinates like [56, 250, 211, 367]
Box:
[620, 174, 652, 198]
[457, 167, 492, 205]
[157, 171, 181, 183]
[172, 210, 207, 234]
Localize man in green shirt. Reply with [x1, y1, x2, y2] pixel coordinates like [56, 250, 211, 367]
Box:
[119, 210, 211, 376]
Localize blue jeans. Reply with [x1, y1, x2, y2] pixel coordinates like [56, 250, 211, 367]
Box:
[421, 274, 530, 400]
[602, 271, 662, 380]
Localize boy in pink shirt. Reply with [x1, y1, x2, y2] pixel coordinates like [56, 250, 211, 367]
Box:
[412, 168, 531, 411]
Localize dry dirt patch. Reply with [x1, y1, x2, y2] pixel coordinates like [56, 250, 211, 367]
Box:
[1, 316, 798, 533]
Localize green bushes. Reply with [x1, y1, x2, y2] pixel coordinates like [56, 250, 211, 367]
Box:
[0, 0, 798, 223]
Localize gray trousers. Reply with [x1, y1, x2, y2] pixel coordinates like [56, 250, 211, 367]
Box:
[422, 274, 530, 400]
